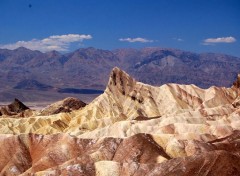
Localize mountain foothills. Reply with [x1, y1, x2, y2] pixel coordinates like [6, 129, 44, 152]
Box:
[0, 47, 240, 102]
[0, 67, 240, 175]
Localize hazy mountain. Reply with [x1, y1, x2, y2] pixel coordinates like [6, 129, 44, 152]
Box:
[0, 47, 240, 101]
[114, 48, 240, 87]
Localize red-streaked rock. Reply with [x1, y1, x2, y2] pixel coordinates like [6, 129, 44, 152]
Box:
[0, 132, 239, 175]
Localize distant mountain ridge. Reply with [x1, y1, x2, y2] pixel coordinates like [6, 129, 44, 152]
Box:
[0, 46, 240, 101]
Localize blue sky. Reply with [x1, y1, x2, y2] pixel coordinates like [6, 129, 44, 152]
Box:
[0, 0, 239, 56]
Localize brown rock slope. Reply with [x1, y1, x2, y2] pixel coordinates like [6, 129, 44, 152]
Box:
[0, 98, 33, 118]
[38, 97, 86, 116]
[0, 67, 240, 175]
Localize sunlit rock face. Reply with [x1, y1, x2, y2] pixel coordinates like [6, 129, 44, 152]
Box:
[0, 67, 240, 175]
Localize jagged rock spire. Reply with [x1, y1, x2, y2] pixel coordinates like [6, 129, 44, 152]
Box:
[107, 67, 136, 96]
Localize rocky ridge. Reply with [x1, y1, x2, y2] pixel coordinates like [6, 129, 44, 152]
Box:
[0, 67, 240, 175]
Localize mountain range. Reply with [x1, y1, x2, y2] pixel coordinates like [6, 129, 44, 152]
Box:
[0, 47, 240, 102]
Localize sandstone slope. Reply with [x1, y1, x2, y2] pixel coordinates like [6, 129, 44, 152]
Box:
[0, 67, 240, 175]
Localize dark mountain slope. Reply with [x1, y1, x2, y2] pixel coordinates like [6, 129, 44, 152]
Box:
[0, 47, 239, 101]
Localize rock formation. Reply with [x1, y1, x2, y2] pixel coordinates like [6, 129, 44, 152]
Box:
[0, 98, 33, 117]
[39, 97, 86, 116]
[0, 67, 240, 175]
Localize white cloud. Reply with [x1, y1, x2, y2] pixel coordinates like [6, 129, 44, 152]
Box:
[49, 34, 92, 42]
[0, 34, 92, 52]
[119, 37, 153, 43]
[203, 36, 236, 45]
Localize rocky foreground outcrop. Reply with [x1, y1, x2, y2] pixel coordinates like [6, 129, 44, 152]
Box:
[0, 67, 240, 175]
[0, 132, 240, 175]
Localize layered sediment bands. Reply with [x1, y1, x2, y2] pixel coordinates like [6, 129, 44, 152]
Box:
[65, 67, 238, 134]
[0, 132, 240, 175]
[0, 67, 239, 135]
[0, 67, 240, 175]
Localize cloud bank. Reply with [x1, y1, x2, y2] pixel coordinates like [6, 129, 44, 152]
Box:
[119, 37, 153, 43]
[203, 36, 236, 45]
[0, 34, 92, 52]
